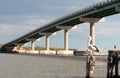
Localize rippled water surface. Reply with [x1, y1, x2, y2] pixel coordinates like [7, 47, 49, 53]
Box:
[0, 53, 119, 78]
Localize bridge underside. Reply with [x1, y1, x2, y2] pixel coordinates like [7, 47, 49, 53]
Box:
[1, 0, 120, 54]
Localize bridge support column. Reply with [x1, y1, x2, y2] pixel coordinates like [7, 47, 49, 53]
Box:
[90, 22, 95, 45]
[64, 30, 68, 50]
[46, 35, 50, 50]
[31, 41, 35, 52]
[19, 45, 23, 51]
[39, 32, 56, 50]
[14, 43, 26, 53]
[39, 32, 56, 55]
[25, 38, 39, 54]
[80, 17, 105, 45]
[80, 17, 105, 78]
[56, 26, 74, 55]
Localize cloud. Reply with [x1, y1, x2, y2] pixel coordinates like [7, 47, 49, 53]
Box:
[0, 16, 50, 44]
[96, 21, 120, 37]
[0, 16, 48, 31]
[0, 15, 49, 26]
[54, 6, 80, 12]
[0, 24, 14, 34]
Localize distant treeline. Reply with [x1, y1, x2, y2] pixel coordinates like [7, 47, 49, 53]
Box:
[0, 44, 2, 49]
[0, 44, 75, 51]
[22, 46, 75, 51]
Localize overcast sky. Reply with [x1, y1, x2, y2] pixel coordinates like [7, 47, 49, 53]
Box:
[0, 0, 120, 50]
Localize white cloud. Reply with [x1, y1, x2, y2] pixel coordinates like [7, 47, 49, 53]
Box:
[96, 21, 120, 37]
[93, 0, 105, 2]
[28, 19, 49, 26]
[0, 24, 37, 41]
[3, 15, 49, 26]
[0, 24, 14, 34]
[0, 16, 50, 44]
[65, 6, 80, 12]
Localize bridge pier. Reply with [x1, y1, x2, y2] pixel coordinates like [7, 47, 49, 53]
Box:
[39, 32, 56, 55]
[31, 41, 35, 52]
[19, 46, 22, 51]
[80, 17, 105, 45]
[14, 43, 23, 50]
[25, 38, 39, 54]
[56, 26, 74, 55]
[90, 22, 95, 45]
[80, 17, 105, 78]
[46, 35, 49, 50]
[14, 43, 26, 53]
[64, 30, 68, 50]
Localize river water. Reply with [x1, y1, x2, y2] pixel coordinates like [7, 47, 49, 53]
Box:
[0, 53, 119, 78]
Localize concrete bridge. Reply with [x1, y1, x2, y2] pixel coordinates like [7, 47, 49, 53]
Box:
[1, 0, 120, 55]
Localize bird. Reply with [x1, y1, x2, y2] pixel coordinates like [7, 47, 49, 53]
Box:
[87, 36, 99, 54]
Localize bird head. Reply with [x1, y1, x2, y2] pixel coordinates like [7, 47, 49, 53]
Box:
[88, 36, 92, 40]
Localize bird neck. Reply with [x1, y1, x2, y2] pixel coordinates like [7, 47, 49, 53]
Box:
[87, 39, 91, 46]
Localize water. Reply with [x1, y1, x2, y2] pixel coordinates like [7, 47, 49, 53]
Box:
[0, 53, 119, 78]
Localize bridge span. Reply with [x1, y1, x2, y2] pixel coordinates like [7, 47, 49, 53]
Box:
[1, 0, 120, 55]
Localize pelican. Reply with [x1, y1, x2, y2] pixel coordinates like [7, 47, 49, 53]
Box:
[87, 36, 99, 54]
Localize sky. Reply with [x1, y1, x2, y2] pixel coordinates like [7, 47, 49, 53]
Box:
[0, 0, 120, 50]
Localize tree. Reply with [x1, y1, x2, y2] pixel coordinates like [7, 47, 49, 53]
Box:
[0, 44, 2, 49]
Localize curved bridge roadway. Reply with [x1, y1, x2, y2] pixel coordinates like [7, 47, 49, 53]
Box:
[2, 0, 120, 52]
